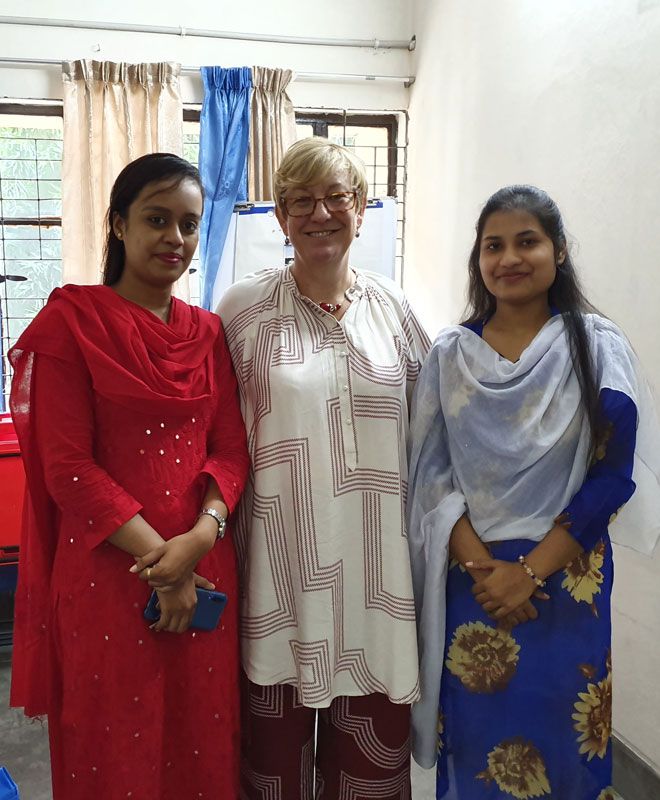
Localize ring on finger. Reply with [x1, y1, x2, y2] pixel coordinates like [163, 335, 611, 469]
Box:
[146, 566, 152, 579]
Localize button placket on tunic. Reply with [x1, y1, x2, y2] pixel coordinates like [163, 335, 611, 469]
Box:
[334, 340, 357, 471]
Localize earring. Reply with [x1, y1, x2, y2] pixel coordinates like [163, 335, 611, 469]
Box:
[285, 236, 291, 245]
[355, 229, 361, 239]
[116, 232, 122, 240]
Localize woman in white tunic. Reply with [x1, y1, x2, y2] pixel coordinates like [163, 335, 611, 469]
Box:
[218, 138, 429, 800]
[408, 185, 660, 800]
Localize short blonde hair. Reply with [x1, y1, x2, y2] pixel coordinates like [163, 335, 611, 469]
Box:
[274, 137, 368, 207]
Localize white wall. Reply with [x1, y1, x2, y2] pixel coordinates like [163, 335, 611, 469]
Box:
[0, 0, 414, 109]
[407, 0, 660, 769]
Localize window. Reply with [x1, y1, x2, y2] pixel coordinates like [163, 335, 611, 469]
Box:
[167, 107, 407, 302]
[295, 110, 407, 283]
[0, 106, 202, 409]
[0, 106, 63, 410]
[0, 105, 406, 409]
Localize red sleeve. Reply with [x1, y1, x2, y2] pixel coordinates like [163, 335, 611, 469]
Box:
[33, 352, 142, 548]
[200, 325, 249, 514]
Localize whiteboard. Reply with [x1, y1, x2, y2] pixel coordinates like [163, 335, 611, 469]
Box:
[211, 198, 398, 309]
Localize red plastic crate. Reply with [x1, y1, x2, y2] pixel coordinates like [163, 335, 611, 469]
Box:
[0, 413, 23, 566]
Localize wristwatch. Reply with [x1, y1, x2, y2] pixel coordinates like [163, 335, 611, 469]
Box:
[197, 507, 227, 539]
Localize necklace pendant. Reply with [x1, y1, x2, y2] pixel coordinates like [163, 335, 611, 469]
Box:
[319, 302, 341, 313]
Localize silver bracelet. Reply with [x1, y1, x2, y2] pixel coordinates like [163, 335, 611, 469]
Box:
[197, 507, 227, 540]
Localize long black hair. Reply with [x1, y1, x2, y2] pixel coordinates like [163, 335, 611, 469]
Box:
[102, 153, 203, 286]
[463, 185, 603, 451]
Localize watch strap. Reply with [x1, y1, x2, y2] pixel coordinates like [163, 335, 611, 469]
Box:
[198, 507, 227, 539]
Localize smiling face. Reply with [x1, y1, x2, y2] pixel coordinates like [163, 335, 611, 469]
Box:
[112, 177, 203, 290]
[275, 169, 365, 271]
[478, 209, 565, 309]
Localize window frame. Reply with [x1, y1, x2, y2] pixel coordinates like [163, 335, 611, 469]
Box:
[0, 104, 404, 320]
[0, 102, 64, 408]
[0, 101, 64, 233]
[294, 111, 399, 198]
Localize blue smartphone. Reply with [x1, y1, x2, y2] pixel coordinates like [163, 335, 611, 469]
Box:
[144, 587, 228, 631]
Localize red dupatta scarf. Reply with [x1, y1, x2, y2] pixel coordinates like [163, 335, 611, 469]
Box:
[9, 284, 220, 715]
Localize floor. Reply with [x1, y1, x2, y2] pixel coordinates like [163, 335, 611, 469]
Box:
[0, 650, 52, 799]
[0, 647, 436, 799]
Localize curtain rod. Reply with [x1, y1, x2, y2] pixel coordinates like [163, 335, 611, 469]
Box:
[0, 16, 416, 51]
[0, 58, 415, 87]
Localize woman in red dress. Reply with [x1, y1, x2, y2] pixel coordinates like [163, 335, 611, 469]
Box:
[9, 153, 249, 800]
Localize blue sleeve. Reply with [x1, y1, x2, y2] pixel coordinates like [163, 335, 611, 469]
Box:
[559, 388, 637, 551]
[461, 320, 484, 335]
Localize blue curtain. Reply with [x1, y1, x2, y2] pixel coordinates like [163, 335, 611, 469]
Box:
[198, 67, 252, 310]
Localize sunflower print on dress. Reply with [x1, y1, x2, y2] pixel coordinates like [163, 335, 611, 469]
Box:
[445, 621, 520, 693]
[437, 707, 445, 753]
[592, 421, 614, 464]
[476, 737, 551, 798]
[572, 652, 612, 761]
[562, 539, 605, 614]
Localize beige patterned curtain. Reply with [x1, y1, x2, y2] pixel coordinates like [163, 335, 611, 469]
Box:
[61, 60, 184, 288]
[248, 67, 297, 201]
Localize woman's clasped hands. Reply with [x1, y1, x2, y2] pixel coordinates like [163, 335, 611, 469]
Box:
[465, 557, 550, 628]
[129, 525, 218, 633]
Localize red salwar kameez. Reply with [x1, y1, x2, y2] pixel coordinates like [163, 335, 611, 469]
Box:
[9, 285, 249, 800]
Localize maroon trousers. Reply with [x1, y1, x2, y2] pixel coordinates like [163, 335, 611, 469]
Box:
[241, 677, 412, 800]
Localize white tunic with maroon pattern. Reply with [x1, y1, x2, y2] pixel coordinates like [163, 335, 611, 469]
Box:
[218, 267, 430, 707]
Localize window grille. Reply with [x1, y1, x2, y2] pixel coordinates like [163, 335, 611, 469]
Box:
[0, 110, 63, 411]
[295, 110, 408, 285]
[0, 107, 406, 409]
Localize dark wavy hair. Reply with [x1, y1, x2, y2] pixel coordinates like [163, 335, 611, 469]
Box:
[102, 153, 203, 286]
[463, 184, 603, 451]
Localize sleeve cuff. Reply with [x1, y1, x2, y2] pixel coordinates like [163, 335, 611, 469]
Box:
[200, 462, 243, 514]
[83, 498, 143, 550]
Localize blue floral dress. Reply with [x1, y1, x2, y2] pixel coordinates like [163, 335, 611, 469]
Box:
[435, 320, 635, 800]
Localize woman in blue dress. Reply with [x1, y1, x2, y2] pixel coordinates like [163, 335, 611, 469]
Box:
[407, 185, 660, 800]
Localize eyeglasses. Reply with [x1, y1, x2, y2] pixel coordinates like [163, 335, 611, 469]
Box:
[282, 191, 357, 217]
